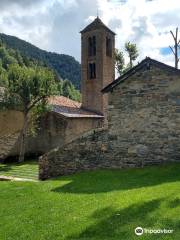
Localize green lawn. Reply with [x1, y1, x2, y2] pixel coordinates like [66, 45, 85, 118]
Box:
[0, 164, 180, 240]
[0, 161, 38, 180]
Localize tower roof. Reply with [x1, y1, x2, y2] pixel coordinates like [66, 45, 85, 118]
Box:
[80, 17, 115, 35]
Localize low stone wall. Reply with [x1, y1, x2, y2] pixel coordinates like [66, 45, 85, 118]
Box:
[39, 128, 150, 180]
[39, 129, 106, 179]
[39, 126, 164, 180]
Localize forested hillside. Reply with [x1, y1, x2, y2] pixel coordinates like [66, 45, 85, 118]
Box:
[0, 33, 81, 89]
[0, 42, 81, 103]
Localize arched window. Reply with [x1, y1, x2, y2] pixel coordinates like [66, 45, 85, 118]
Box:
[88, 36, 96, 57]
[88, 62, 96, 79]
[106, 37, 112, 57]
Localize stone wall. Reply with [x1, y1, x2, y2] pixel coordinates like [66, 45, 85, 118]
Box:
[0, 111, 67, 158]
[23, 115, 102, 156]
[39, 65, 180, 179]
[108, 66, 180, 166]
[0, 110, 24, 136]
[0, 109, 103, 159]
[0, 111, 23, 159]
[39, 129, 109, 179]
[65, 117, 102, 143]
[7, 112, 67, 157]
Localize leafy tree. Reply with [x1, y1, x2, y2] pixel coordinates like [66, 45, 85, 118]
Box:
[4, 64, 58, 162]
[62, 79, 81, 102]
[115, 49, 125, 76]
[125, 41, 139, 68]
[0, 60, 8, 87]
[0, 47, 17, 69]
[115, 42, 139, 76]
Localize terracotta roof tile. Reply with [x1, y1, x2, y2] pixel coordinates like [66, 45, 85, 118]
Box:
[49, 96, 81, 108]
[48, 96, 104, 118]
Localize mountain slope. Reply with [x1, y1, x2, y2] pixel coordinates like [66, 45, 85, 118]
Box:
[0, 33, 81, 89]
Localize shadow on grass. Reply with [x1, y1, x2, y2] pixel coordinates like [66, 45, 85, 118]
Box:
[66, 198, 179, 240]
[66, 198, 180, 240]
[168, 198, 180, 209]
[52, 164, 180, 194]
[0, 164, 12, 173]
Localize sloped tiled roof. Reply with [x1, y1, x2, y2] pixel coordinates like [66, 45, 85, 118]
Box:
[80, 17, 115, 35]
[48, 96, 104, 118]
[102, 57, 180, 93]
[49, 96, 81, 109]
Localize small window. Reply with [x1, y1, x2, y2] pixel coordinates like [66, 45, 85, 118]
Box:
[92, 36, 96, 56]
[88, 37, 92, 56]
[88, 36, 96, 57]
[88, 63, 96, 79]
[106, 37, 112, 57]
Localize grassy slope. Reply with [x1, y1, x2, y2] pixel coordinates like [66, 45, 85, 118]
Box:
[0, 164, 180, 240]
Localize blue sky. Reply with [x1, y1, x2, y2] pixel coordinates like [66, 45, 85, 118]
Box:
[160, 47, 172, 56]
[0, 0, 179, 66]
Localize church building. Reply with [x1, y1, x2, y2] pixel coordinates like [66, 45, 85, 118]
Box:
[39, 19, 180, 179]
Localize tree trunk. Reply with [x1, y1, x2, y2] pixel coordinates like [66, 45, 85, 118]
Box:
[175, 43, 178, 69]
[130, 57, 133, 69]
[18, 112, 28, 163]
[170, 28, 180, 69]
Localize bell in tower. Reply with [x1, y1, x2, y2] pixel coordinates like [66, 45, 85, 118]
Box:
[80, 17, 115, 120]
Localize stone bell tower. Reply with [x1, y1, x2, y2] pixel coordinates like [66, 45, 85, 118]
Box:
[80, 17, 115, 118]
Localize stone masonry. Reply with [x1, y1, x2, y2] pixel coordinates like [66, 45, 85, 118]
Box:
[0, 110, 23, 160]
[39, 63, 180, 179]
[0, 110, 102, 159]
[107, 65, 180, 166]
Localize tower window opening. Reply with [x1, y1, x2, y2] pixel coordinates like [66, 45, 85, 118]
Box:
[106, 37, 112, 57]
[92, 36, 96, 56]
[88, 37, 92, 56]
[88, 63, 96, 79]
[88, 36, 96, 56]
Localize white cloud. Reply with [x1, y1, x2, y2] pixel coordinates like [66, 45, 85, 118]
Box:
[97, 0, 180, 66]
[0, 0, 179, 66]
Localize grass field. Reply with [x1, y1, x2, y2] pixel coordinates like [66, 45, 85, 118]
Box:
[0, 161, 38, 180]
[0, 163, 180, 240]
